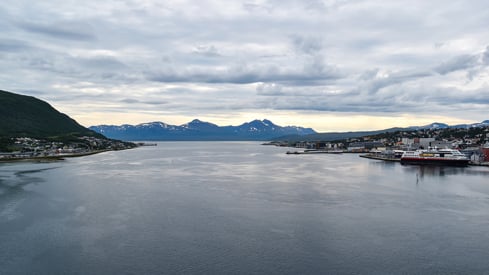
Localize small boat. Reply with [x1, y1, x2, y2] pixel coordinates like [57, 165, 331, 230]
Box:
[400, 148, 469, 166]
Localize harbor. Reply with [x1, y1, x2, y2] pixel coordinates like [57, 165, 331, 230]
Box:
[359, 150, 489, 167]
[287, 147, 489, 167]
[279, 127, 489, 168]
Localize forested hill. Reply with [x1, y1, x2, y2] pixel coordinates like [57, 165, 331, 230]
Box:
[0, 90, 99, 138]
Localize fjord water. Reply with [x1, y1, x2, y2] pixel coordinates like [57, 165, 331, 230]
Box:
[1, 142, 489, 274]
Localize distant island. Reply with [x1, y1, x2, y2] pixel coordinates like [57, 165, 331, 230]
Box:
[0, 90, 135, 161]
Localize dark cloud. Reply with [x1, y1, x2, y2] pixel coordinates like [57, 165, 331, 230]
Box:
[358, 68, 379, 81]
[255, 83, 489, 115]
[431, 45, 489, 81]
[483, 46, 489, 65]
[0, 39, 31, 52]
[120, 98, 139, 104]
[148, 63, 342, 85]
[434, 54, 479, 75]
[361, 70, 433, 95]
[17, 21, 96, 41]
[290, 35, 323, 55]
[79, 56, 127, 70]
[120, 98, 169, 105]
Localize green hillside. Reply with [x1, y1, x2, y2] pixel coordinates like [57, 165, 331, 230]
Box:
[0, 90, 99, 138]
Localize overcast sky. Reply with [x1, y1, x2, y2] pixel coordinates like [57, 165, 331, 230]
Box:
[1, 0, 489, 131]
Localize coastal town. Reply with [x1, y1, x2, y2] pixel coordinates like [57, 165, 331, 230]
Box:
[275, 125, 489, 165]
[0, 136, 136, 161]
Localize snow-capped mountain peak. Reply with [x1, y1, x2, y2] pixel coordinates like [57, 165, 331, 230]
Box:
[89, 119, 316, 141]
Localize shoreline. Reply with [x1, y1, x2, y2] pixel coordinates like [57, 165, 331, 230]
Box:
[0, 149, 121, 163]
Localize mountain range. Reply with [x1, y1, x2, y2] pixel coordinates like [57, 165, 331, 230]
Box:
[278, 120, 489, 142]
[407, 121, 489, 130]
[90, 119, 489, 142]
[89, 119, 316, 141]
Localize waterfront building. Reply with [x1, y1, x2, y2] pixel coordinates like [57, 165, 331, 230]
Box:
[401, 138, 414, 146]
[483, 144, 489, 161]
[430, 140, 453, 149]
[419, 138, 435, 149]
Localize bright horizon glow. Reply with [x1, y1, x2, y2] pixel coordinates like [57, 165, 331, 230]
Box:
[59, 104, 478, 133]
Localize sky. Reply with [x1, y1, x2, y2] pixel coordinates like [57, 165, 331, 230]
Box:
[1, 0, 489, 132]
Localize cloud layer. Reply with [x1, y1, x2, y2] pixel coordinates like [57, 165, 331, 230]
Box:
[1, 0, 489, 130]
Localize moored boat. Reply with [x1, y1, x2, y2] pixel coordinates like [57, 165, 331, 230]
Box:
[400, 148, 469, 166]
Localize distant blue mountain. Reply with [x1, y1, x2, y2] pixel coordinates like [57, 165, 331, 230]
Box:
[404, 120, 489, 130]
[89, 119, 316, 141]
[407, 122, 449, 130]
[447, 120, 489, 129]
[277, 120, 489, 142]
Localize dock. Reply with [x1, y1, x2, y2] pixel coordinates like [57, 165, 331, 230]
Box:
[286, 150, 343, 155]
[359, 154, 400, 162]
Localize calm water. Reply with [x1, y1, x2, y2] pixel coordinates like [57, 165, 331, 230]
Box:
[1, 142, 489, 274]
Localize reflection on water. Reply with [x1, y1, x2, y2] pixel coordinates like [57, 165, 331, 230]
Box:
[404, 165, 489, 179]
[1, 143, 489, 274]
[0, 165, 59, 224]
[0, 166, 58, 194]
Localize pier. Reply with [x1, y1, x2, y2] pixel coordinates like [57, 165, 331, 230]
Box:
[359, 154, 400, 162]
